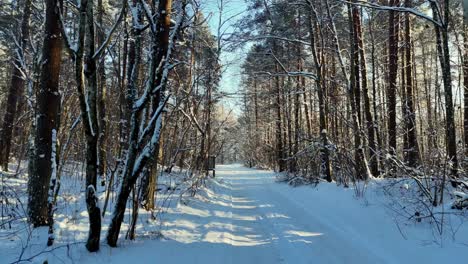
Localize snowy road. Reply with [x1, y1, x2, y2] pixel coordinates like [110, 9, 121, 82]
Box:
[188, 164, 389, 264]
[77, 164, 465, 264]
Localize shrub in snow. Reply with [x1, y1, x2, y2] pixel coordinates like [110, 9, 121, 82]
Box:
[452, 191, 468, 210]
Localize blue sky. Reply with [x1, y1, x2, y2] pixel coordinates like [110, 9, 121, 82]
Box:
[200, 0, 250, 116]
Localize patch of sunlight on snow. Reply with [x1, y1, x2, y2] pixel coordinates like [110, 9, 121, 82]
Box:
[201, 189, 233, 203]
[213, 210, 258, 221]
[208, 199, 257, 209]
[202, 189, 218, 199]
[203, 222, 254, 233]
[57, 220, 88, 232]
[203, 231, 269, 246]
[284, 230, 323, 237]
[164, 219, 199, 230]
[228, 177, 272, 181]
[174, 205, 211, 218]
[203, 222, 233, 229]
[163, 228, 201, 243]
[231, 204, 257, 209]
[79, 210, 90, 217]
[265, 213, 290, 219]
[232, 197, 253, 203]
[288, 239, 314, 244]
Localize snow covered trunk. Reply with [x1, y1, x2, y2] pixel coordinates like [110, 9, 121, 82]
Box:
[347, 2, 371, 181]
[353, 3, 379, 176]
[85, 185, 101, 251]
[28, 0, 63, 227]
[97, 0, 107, 187]
[107, 0, 144, 246]
[84, 133, 101, 252]
[323, 0, 370, 181]
[140, 0, 176, 205]
[274, 58, 285, 172]
[65, 0, 102, 251]
[47, 129, 59, 246]
[464, 16, 468, 158]
[387, 0, 400, 156]
[107, 0, 184, 247]
[83, 0, 102, 252]
[306, 3, 332, 182]
[431, 0, 458, 179]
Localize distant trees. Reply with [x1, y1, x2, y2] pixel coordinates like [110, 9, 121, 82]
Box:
[236, 0, 465, 185]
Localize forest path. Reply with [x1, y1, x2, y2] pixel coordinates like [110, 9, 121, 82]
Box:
[190, 164, 390, 264]
[105, 164, 390, 264]
[78, 164, 455, 264]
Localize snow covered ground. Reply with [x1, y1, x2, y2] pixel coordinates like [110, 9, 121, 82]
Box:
[1, 164, 468, 263]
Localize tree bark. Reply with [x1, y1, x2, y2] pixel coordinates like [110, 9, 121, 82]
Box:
[403, 2, 420, 167]
[307, 4, 332, 182]
[274, 60, 286, 172]
[464, 21, 468, 158]
[0, 0, 32, 170]
[28, 0, 62, 227]
[353, 4, 378, 176]
[107, 0, 176, 247]
[70, 0, 102, 251]
[348, 2, 371, 180]
[431, 0, 458, 178]
[387, 0, 400, 155]
[97, 0, 107, 186]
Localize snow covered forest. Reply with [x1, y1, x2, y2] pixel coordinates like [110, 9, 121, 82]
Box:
[1, 0, 468, 262]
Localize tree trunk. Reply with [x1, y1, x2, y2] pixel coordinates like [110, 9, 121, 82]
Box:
[463, 16, 468, 159]
[0, 0, 32, 170]
[403, 2, 420, 167]
[107, 0, 175, 247]
[353, 4, 378, 177]
[97, 0, 107, 186]
[28, 0, 63, 227]
[307, 5, 332, 182]
[324, 0, 370, 180]
[348, 3, 371, 180]
[70, 0, 102, 251]
[274, 60, 285, 172]
[369, 11, 383, 174]
[432, 0, 458, 178]
[387, 0, 400, 155]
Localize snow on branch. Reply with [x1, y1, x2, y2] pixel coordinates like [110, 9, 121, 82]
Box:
[138, 95, 170, 145]
[92, 2, 127, 60]
[138, 0, 157, 34]
[268, 49, 318, 80]
[132, 95, 170, 178]
[58, 6, 77, 56]
[252, 71, 317, 79]
[178, 106, 205, 135]
[133, 2, 186, 111]
[239, 35, 311, 46]
[340, 0, 443, 27]
[127, 0, 145, 30]
[132, 59, 164, 110]
[84, 94, 96, 136]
